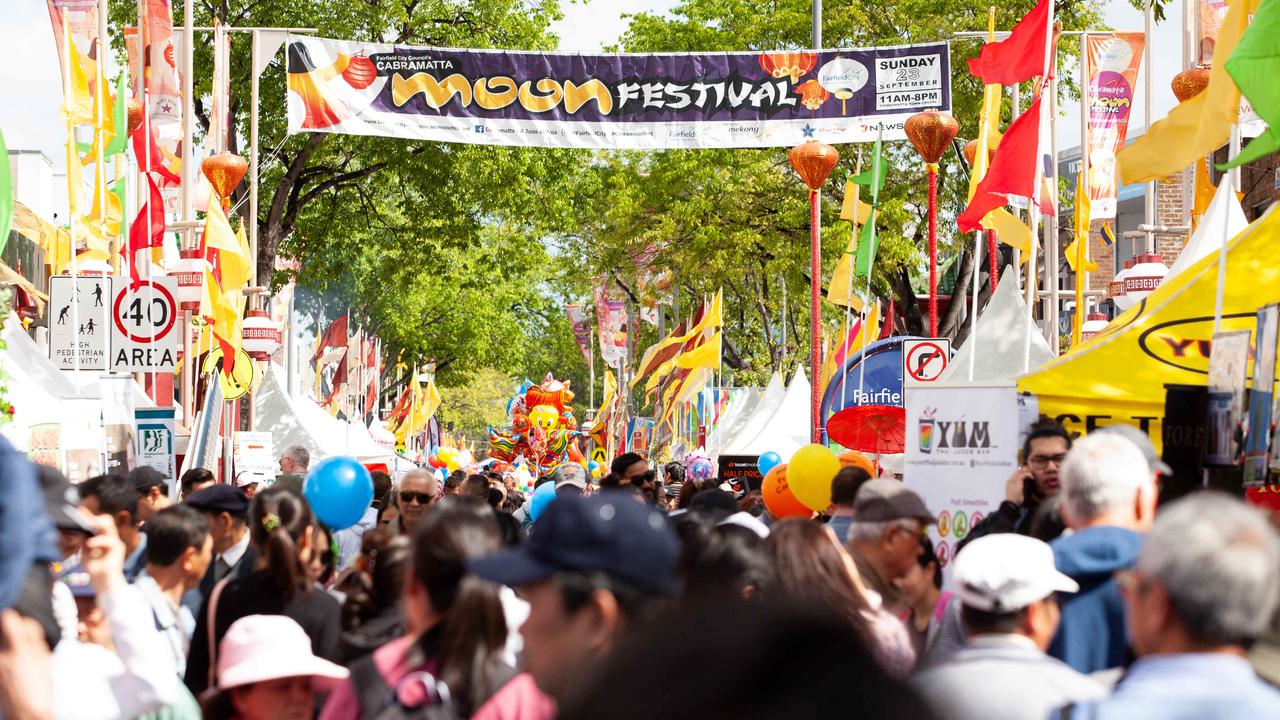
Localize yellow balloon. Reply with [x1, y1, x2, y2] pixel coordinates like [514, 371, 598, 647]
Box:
[528, 405, 560, 432]
[788, 444, 842, 512]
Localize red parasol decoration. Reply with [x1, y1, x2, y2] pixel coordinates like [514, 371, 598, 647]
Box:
[826, 405, 906, 455]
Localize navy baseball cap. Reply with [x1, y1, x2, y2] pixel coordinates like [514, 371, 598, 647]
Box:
[184, 484, 250, 518]
[468, 491, 680, 595]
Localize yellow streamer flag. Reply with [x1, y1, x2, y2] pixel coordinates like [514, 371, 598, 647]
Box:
[839, 181, 873, 224]
[1116, 0, 1259, 184]
[60, 34, 94, 127]
[1190, 156, 1214, 232]
[1065, 177, 1097, 346]
[675, 331, 721, 369]
[203, 192, 249, 368]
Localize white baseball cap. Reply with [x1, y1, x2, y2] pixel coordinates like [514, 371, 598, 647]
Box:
[209, 615, 348, 696]
[953, 534, 1079, 613]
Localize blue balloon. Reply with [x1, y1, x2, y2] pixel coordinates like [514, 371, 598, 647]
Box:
[587, 461, 600, 472]
[757, 451, 782, 477]
[303, 457, 374, 531]
[528, 481, 557, 523]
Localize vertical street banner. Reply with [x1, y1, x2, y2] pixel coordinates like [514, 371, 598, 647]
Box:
[565, 304, 593, 365]
[1198, 0, 1229, 63]
[46, 0, 99, 79]
[1206, 330, 1251, 466]
[1084, 33, 1144, 219]
[595, 290, 628, 370]
[904, 384, 1019, 580]
[285, 36, 951, 148]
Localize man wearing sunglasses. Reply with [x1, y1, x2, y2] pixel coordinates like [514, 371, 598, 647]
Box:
[847, 478, 935, 618]
[395, 470, 438, 536]
[961, 421, 1072, 552]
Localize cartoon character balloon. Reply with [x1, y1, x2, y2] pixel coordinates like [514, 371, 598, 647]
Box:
[487, 373, 584, 478]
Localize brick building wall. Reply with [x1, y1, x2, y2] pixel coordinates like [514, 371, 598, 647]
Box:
[1155, 175, 1189, 267]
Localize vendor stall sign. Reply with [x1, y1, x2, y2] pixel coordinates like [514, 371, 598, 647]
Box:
[285, 37, 951, 149]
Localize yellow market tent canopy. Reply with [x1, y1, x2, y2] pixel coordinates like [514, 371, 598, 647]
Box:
[1019, 205, 1280, 444]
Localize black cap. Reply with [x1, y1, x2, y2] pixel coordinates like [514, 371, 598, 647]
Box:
[36, 465, 96, 535]
[130, 466, 169, 494]
[853, 479, 934, 524]
[184, 483, 250, 518]
[468, 491, 679, 595]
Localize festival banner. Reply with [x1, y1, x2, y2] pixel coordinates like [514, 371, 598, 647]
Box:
[46, 0, 99, 81]
[285, 36, 952, 148]
[1084, 33, 1144, 219]
[595, 290, 628, 370]
[565, 304, 593, 365]
[136, 0, 184, 130]
[1198, 0, 1229, 64]
[904, 384, 1020, 580]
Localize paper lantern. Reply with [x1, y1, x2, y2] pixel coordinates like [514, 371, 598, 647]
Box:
[904, 110, 960, 165]
[758, 52, 817, 83]
[241, 309, 282, 360]
[1111, 258, 1135, 311]
[168, 248, 208, 311]
[1080, 313, 1110, 341]
[201, 152, 249, 200]
[343, 54, 377, 89]
[788, 141, 840, 192]
[1123, 253, 1169, 303]
[797, 79, 830, 111]
[126, 99, 145, 136]
[1171, 67, 1210, 103]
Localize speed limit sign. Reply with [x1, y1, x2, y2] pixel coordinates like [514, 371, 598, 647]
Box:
[110, 278, 179, 372]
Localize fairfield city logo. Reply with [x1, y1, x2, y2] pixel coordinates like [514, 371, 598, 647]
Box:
[917, 407, 993, 454]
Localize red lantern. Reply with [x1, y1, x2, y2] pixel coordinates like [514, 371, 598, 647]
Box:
[796, 80, 830, 111]
[758, 52, 817, 83]
[343, 54, 377, 90]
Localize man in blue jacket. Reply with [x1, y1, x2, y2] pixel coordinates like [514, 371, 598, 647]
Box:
[1049, 432, 1157, 673]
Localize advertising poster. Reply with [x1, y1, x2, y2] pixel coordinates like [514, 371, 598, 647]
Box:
[1206, 330, 1251, 466]
[718, 454, 765, 492]
[1198, 0, 1229, 64]
[233, 431, 276, 485]
[565, 304, 593, 365]
[904, 384, 1019, 580]
[28, 423, 62, 470]
[1245, 305, 1278, 484]
[1084, 33, 1144, 219]
[285, 36, 951, 149]
[135, 407, 176, 481]
[595, 289, 629, 370]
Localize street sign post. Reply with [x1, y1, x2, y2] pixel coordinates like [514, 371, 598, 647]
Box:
[903, 338, 952, 384]
[48, 275, 113, 370]
[110, 278, 180, 372]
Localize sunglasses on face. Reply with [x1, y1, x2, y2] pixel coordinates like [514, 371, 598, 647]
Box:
[1028, 453, 1068, 470]
[399, 491, 433, 505]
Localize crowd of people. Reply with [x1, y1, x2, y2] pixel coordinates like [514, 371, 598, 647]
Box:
[2, 424, 1280, 720]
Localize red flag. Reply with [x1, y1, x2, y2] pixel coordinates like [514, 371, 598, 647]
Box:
[311, 315, 349, 364]
[130, 123, 181, 186]
[878, 298, 895, 340]
[324, 351, 349, 406]
[967, 0, 1052, 85]
[957, 93, 1045, 233]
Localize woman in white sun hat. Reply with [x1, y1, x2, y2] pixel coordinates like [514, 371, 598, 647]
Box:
[201, 614, 349, 720]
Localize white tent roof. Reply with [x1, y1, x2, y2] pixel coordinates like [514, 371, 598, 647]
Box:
[253, 363, 415, 470]
[937, 267, 1054, 384]
[708, 385, 762, 454]
[724, 367, 811, 458]
[1166, 179, 1248, 281]
[722, 372, 785, 454]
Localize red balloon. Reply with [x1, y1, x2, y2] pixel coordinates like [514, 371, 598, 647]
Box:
[762, 465, 811, 519]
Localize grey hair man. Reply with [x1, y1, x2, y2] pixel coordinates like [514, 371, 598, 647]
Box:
[1063, 493, 1280, 718]
[277, 445, 310, 476]
[554, 463, 589, 498]
[846, 478, 935, 617]
[913, 534, 1105, 720]
[1048, 431, 1157, 673]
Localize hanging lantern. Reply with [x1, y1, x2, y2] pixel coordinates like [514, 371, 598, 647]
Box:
[342, 53, 378, 89]
[758, 52, 817, 83]
[796, 79, 831, 111]
[1123, 253, 1169, 304]
[817, 57, 868, 114]
[962, 137, 999, 166]
[201, 152, 249, 200]
[1111, 258, 1135, 311]
[241, 309, 282, 360]
[168, 248, 208, 312]
[1171, 67, 1211, 103]
[126, 98, 145, 136]
[1080, 313, 1111, 341]
[788, 141, 840, 191]
[904, 110, 960, 165]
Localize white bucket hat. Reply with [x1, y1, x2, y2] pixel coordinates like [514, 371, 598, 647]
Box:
[210, 615, 349, 695]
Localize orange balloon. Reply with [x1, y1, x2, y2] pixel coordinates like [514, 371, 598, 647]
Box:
[762, 464, 811, 519]
[838, 451, 875, 475]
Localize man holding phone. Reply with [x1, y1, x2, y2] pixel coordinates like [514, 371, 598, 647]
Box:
[960, 421, 1072, 551]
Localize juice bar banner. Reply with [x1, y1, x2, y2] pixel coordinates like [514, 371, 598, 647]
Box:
[285, 36, 951, 149]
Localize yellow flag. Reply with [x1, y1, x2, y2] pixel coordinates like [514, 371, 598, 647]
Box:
[839, 180, 873, 224]
[1064, 178, 1097, 274]
[1190, 156, 1214, 232]
[1117, 0, 1259, 184]
[675, 331, 721, 369]
[60, 35, 94, 127]
[826, 250, 867, 311]
[421, 380, 442, 425]
[984, 207, 1033, 256]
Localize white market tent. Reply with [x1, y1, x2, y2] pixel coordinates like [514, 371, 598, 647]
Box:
[721, 371, 784, 454]
[253, 363, 415, 471]
[707, 384, 763, 455]
[723, 367, 811, 458]
[1166, 179, 1247, 281]
[935, 267, 1054, 384]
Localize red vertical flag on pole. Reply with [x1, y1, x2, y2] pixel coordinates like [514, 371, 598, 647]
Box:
[967, 0, 1052, 85]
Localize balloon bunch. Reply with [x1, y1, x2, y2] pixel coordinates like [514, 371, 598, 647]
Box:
[488, 373, 587, 479]
[760, 444, 848, 519]
[426, 446, 474, 474]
